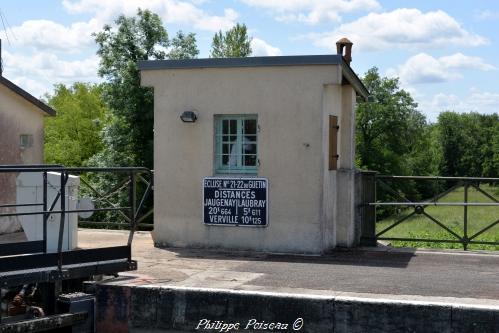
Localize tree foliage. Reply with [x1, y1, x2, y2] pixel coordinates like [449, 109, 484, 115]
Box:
[169, 31, 199, 60]
[356, 68, 498, 211]
[210, 23, 252, 58]
[436, 112, 499, 178]
[87, 9, 198, 222]
[356, 67, 429, 176]
[90, 8, 199, 169]
[356, 68, 442, 208]
[44, 83, 108, 166]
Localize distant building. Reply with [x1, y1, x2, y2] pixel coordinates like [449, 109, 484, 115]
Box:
[0, 75, 56, 234]
[139, 39, 370, 254]
[0, 75, 55, 164]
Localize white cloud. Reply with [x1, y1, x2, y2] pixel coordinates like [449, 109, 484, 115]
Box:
[8, 77, 49, 99]
[250, 38, 282, 56]
[241, 0, 380, 24]
[466, 89, 499, 110]
[1, 19, 101, 52]
[62, 0, 238, 32]
[1, 1, 238, 54]
[187, 8, 238, 32]
[2, 50, 100, 97]
[439, 53, 496, 71]
[306, 8, 488, 51]
[3, 51, 99, 80]
[418, 88, 499, 120]
[1, 0, 240, 97]
[387, 53, 496, 85]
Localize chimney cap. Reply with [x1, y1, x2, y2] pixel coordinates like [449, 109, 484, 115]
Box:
[336, 37, 353, 45]
[336, 37, 353, 65]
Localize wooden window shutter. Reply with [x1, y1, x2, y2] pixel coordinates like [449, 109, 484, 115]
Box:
[329, 115, 339, 170]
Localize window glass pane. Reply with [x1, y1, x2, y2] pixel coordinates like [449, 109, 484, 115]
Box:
[243, 143, 257, 155]
[244, 135, 257, 143]
[222, 120, 229, 134]
[222, 144, 231, 155]
[228, 153, 239, 167]
[230, 120, 237, 135]
[243, 155, 257, 166]
[244, 119, 257, 135]
[222, 135, 237, 143]
[222, 143, 237, 166]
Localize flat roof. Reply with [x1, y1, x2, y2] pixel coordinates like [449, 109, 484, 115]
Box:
[138, 55, 369, 100]
[138, 55, 344, 70]
[0, 76, 56, 116]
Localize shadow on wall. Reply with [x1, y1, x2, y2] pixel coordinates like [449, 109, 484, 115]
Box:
[0, 173, 23, 235]
[0, 111, 24, 235]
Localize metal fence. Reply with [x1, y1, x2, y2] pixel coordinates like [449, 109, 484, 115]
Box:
[360, 173, 499, 250]
[0, 165, 153, 288]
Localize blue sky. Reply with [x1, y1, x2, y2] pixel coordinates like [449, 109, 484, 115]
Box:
[1, 0, 498, 121]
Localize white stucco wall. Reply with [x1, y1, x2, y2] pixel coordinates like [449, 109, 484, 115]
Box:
[142, 64, 357, 253]
[0, 83, 47, 234]
[0, 83, 46, 165]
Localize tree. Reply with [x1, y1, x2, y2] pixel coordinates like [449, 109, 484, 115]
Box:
[210, 23, 252, 58]
[90, 8, 199, 169]
[169, 31, 199, 60]
[44, 83, 108, 166]
[356, 67, 428, 176]
[88, 9, 198, 223]
[436, 112, 499, 177]
[356, 68, 435, 210]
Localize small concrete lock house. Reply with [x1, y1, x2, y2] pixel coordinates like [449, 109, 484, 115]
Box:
[140, 38, 369, 254]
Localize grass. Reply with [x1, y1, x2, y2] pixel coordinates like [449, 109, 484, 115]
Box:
[376, 185, 499, 250]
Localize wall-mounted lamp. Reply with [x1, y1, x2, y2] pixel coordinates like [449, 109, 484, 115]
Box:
[180, 110, 198, 123]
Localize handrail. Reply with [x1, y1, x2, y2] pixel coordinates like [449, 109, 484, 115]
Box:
[0, 166, 151, 174]
[0, 165, 153, 262]
[360, 173, 499, 250]
[376, 175, 499, 182]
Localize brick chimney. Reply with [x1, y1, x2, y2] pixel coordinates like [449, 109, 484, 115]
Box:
[336, 37, 353, 65]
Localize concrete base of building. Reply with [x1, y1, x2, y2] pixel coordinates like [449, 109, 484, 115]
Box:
[90, 283, 499, 333]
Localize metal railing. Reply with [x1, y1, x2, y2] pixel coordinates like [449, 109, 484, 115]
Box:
[0, 165, 153, 286]
[360, 173, 499, 250]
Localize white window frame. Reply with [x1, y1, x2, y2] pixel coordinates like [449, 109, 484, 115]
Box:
[214, 115, 258, 174]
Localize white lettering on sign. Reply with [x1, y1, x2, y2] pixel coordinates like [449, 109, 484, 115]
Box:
[203, 177, 268, 227]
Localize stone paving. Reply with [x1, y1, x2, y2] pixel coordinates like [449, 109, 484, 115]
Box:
[77, 229, 499, 306]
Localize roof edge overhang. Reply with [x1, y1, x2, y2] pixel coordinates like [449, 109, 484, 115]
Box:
[138, 55, 369, 100]
[339, 59, 369, 101]
[0, 76, 56, 116]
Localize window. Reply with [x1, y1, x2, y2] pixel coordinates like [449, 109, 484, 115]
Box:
[19, 134, 33, 149]
[215, 115, 258, 174]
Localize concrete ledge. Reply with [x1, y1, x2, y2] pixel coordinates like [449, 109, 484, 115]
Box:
[92, 284, 499, 333]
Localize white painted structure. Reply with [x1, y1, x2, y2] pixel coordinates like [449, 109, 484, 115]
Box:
[140, 52, 368, 254]
[16, 172, 79, 252]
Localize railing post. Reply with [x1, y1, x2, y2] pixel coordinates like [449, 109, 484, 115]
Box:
[463, 182, 469, 250]
[127, 172, 137, 252]
[43, 171, 48, 253]
[360, 171, 377, 246]
[57, 171, 66, 270]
